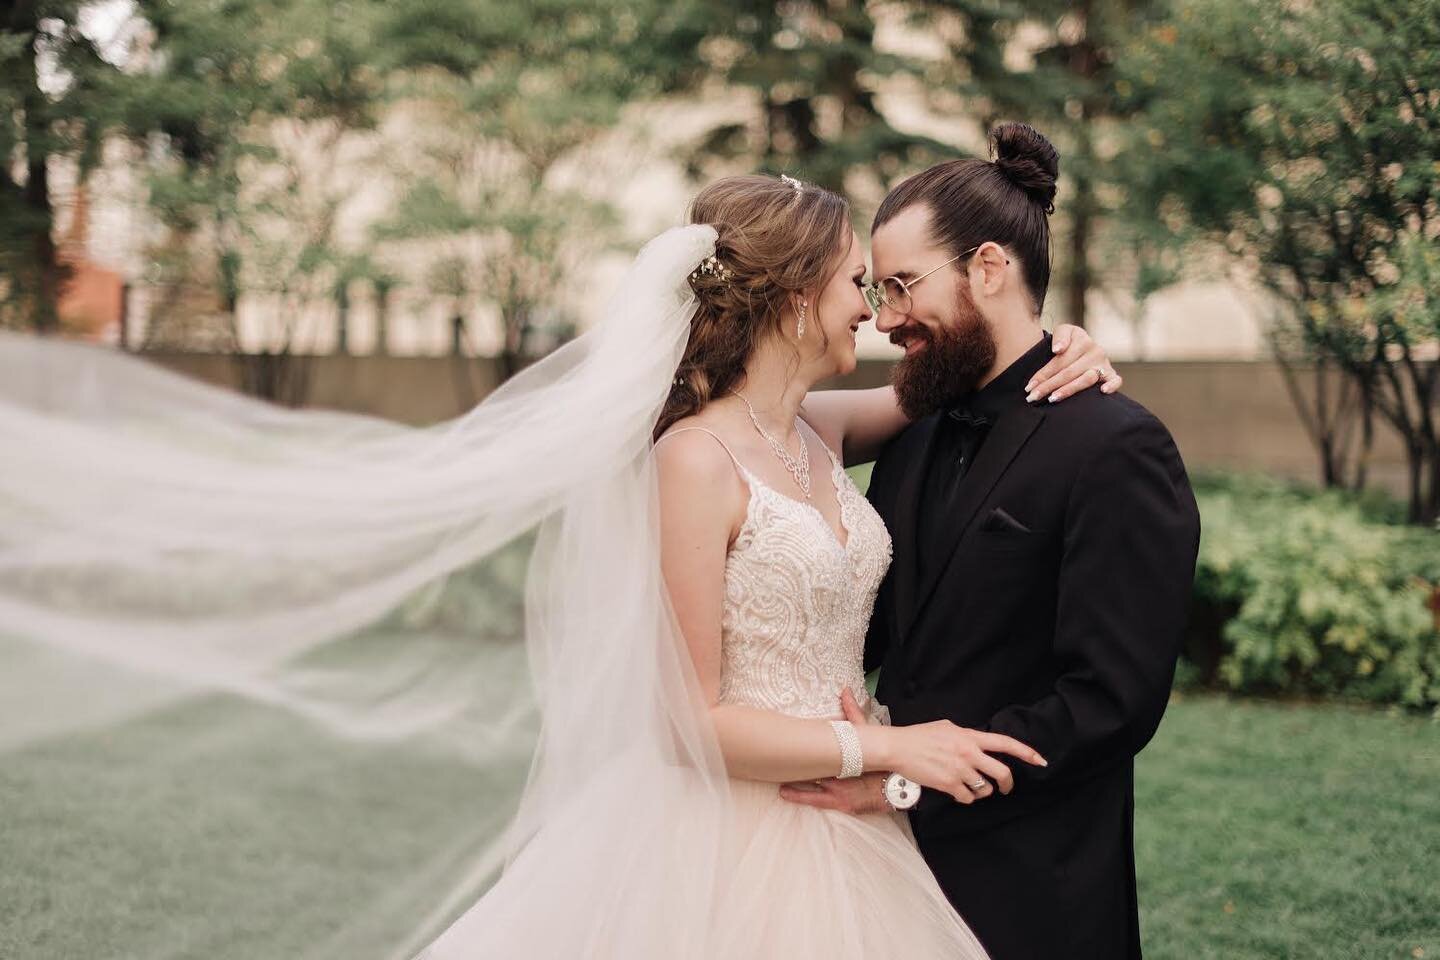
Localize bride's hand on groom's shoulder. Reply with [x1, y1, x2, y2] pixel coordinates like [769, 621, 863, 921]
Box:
[1024, 324, 1123, 404]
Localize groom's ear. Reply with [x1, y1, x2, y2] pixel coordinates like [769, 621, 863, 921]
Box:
[973, 242, 1012, 298]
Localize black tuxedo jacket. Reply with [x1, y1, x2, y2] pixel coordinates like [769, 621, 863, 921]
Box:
[865, 386, 1200, 959]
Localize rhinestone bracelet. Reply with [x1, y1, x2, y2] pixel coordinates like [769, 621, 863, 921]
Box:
[829, 719, 864, 779]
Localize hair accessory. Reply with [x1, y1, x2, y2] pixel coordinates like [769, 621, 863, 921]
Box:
[780, 173, 805, 194]
[688, 253, 733, 285]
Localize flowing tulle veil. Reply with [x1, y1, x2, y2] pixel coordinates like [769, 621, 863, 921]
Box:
[0, 225, 732, 957]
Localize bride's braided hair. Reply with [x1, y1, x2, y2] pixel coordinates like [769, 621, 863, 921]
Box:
[654, 175, 851, 442]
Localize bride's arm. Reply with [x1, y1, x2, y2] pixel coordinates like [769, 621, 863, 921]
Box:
[655, 430, 1043, 792]
[802, 324, 1122, 466]
[800, 386, 905, 467]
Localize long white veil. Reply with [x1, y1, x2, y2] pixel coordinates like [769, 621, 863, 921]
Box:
[0, 224, 730, 957]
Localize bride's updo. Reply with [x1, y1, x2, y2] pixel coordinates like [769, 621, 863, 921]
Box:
[654, 175, 850, 441]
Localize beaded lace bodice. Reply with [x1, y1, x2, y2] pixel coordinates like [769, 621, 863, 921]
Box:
[716, 442, 894, 720]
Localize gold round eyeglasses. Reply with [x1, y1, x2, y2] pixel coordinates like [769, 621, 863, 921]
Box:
[863, 244, 1006, 316]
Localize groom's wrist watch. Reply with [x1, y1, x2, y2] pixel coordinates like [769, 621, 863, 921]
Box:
[882, 772, 920, 810]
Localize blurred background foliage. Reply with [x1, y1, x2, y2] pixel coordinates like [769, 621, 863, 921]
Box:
[3, 0, 1436, 519]
[1115, 0, 1440, 522]
[3, 0, 1438, 702]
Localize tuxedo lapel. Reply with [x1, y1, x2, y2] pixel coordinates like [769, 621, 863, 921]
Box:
[900, 403, 1045, 639]
[889, 416, 941, 642]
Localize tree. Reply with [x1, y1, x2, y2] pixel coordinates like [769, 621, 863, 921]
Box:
[648, 1, 955, 196]
[0, 0, 120, 331]
[117, 0, 386, 402]
[912, 0, 1170, 329]
[653, 1, 1166, 329]
[1117, 0, 1440, 522]
[371, 0, 665, 377]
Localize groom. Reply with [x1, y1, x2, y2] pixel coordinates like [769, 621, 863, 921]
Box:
[784, 127, 1200, 959]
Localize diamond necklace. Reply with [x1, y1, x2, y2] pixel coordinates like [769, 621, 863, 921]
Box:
[732, 390, 812, 499]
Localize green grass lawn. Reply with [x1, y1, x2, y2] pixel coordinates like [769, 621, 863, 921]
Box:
[2, 690, 1433, 958]
[2, 472, 1434, 957]
[0, 693, 522, 960]
[1135, 695, 1439, 959]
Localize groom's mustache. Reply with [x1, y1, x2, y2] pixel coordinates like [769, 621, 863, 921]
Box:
[890, 324, 933, 350]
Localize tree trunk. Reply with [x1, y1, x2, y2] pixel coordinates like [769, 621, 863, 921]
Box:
[236, 349, 312, 407]
[16, 2, 63, 333]
[1275, 354, 1366, 491]
[119, 282, 131, 350]
[335, 282, 350, 355]
[497, 305, 528, 381]
[1405, 440, 1425, 524]
[1068, 196, 1090, 330]
[1414, 430, 1440, 526]
[1064, 0, 1097, 330]
[1384, 356, 1440, 525]
[452, 313, 468, 358]
[1351, 382, 1375, 493]
[1426, 444, 1439, 527]
[373, 282, 392, 356]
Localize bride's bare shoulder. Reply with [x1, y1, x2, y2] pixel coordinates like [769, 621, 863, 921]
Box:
[654, 416, 748, 541]
[654, 415, 745, 486]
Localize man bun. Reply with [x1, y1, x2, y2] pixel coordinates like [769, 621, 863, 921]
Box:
[990, 121, 1059, 215]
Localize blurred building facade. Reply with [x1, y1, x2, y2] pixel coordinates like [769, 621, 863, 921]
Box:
[49, 41, 1270, 363]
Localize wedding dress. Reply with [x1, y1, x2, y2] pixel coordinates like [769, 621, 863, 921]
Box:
[415, 428, 989, 958]
[0, 223, 986, 958]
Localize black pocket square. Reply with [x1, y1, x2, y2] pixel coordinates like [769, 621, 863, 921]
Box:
[981, 507, 1032, 534]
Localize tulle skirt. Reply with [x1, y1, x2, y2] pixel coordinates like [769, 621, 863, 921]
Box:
[415, 758, 989, 959]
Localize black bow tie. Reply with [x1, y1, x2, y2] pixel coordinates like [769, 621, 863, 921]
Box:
[947, 409, 993, 430]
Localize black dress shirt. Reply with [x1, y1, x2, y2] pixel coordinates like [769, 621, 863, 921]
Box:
[918, 333, 1053, 577]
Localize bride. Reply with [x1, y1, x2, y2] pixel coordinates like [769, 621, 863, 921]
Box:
[0, 174, 1114, 957]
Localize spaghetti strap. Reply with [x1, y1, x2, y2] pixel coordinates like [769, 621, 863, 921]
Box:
[655, 426, 749, 478]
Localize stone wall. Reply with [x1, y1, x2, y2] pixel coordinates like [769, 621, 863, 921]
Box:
[140, 352, 1422, 495]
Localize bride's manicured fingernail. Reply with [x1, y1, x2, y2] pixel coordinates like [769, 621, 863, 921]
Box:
[1048, 393, 1060, 403]
[1026, 391, 1040, 403]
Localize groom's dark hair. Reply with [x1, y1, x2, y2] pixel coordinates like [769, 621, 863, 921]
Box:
[873, 122, 1058, 313]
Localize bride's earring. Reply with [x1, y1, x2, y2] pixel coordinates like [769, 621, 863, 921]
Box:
[797, 299, 808, 339]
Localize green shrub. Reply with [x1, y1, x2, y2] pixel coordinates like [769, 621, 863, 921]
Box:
[851, 462, 1438, 710]
[1191, 474, 1440, 711]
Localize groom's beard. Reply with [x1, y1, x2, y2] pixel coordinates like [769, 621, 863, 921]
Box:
[890, 283, 997, 420]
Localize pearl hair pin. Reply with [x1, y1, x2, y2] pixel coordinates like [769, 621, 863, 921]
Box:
[689, 254, 733, 285]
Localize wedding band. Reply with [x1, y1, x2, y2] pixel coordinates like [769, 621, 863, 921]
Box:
[1091, 366, 1107, 381]
[970, 779, 988, 790]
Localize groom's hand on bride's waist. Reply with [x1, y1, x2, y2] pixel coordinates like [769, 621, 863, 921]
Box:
[779, 773, 890, 815]
[781, 689, 889, 814]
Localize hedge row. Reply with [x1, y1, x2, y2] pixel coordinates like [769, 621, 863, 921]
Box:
[1187, 474, 1440, 712]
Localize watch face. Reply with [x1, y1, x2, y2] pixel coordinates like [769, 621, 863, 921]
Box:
[884, 773, 919, 810]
